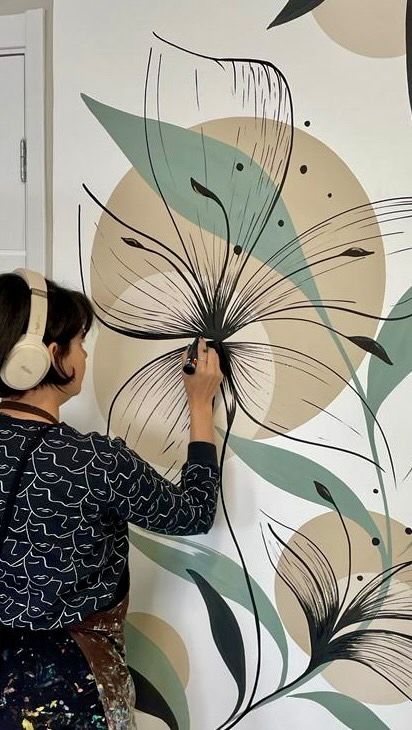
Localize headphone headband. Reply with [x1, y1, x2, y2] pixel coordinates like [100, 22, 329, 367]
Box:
[14, 269, 48, 339]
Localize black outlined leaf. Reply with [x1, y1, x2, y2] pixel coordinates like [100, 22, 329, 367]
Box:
[268, 0, 327, 29]
[187, 569, 246, 716]
[339, 247, 373, 258]
[348, 336, 393, 365]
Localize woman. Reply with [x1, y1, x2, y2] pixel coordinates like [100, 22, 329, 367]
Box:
[0, 271, 222, 729]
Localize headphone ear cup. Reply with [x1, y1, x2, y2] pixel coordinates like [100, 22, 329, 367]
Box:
[0, 335, 51, 391]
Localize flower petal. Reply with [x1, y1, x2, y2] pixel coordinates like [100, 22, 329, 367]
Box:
[86, 173, 204, 340]
[336, 560, 412, 631]
[326, 629, 412, 701]
[261, 516, 339, 661]
[107, 347, 190, 479]
[227, 198, 412, 335]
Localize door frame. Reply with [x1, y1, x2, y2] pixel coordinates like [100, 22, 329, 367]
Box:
[0, 9, 46, 273]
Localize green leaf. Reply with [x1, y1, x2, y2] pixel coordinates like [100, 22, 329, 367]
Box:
[129, 528, 288, 687]
[125, 618, 190, 730]
[226, 432, 384, 551]
[128, 665, 179, 730]
[268, 0, 327, 29]
[291, 691, 389, 730]
[367, 286, 412, 414]
[188, 569, 246, 715]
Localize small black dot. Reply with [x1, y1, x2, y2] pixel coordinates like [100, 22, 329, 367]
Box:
[327, 193, 333, 198]
[236, 163, 244, 171]
[300, 165, 308, 175]
[234, 245, 242, 255]
[373, 489, 379, 494]
[406, 527, 412, 535]
[304, 120, 311, 127]
[278, 220, 284, 227]
[372, 537, 380, 546]
[357, 575, 364, 581]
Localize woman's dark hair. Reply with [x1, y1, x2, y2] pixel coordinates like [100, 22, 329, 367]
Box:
[0, 273, 94, 397]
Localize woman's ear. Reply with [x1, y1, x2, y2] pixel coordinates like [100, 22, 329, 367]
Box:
[47, 342, 59, 368]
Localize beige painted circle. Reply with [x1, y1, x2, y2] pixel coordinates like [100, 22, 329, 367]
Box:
[91, 119, 384, 463]
[127, 612, 190, 688]
[313, 0, 406, 58]
[275, 512, 411, 703]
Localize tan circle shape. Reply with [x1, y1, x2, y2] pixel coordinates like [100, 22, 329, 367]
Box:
[91, 120, 384, 468]
[275, 512, 411, 703]
[127, 612, 190, 688]
[313, 0, 407, 58]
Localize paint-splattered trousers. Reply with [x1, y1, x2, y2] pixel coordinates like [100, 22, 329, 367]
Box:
[0, 593, 137, 729]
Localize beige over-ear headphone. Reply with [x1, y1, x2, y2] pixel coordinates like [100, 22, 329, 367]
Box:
[0, 269, 51, 391]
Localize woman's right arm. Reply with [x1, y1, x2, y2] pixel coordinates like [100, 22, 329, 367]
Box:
[99, 340, 223, 535]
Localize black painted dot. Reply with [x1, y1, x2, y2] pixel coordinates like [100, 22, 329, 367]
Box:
[236, 163, 244, 171]
[327, 193, 333, 198]
[234, 245, 242, 255]
[373, 489, 379, 494]
[406, 527, 412, 535]
[304, 120, 311, 127]
[278, 220, 284, 227]
[300, 165, 308, 174]
[357, 575, 364, 581]
[372, 537, 380, 546]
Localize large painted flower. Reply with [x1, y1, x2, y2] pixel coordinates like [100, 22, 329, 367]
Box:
[82, 36, 411, 477]
[260, 483, 412, 709]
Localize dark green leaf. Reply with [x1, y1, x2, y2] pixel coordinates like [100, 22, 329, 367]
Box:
[314, 481, 333, 504]
[348, 336, 392, 365]
[128, 666, 178, 730]
[129, 529, 288, 687]
[367, 286, 412, 413]
[268, 0, 327, 29]
[125, 619, 190, 730]
[187, 569, 246, 715]
[291, 691, 389, 729]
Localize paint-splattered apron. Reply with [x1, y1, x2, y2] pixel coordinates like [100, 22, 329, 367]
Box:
[0, 425, 137, 729]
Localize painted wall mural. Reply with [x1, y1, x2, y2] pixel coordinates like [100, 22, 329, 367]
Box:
[54, 1, 412, 728]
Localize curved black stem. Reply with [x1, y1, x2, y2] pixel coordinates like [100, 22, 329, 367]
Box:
[215, 386, 262, 729]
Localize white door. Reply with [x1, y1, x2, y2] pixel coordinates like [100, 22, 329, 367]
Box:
[0, 53, 26, 272]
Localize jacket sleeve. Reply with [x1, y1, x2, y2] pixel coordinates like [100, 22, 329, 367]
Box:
[97, 436, 220, 535]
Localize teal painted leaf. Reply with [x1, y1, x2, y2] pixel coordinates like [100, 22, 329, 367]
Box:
[125, 618, 190, 730]
[268, 0, 327, 29]
[188, 569, 246, 715]
[291, 691, 389, 730]
[129, 528, 288, 687]
[226, 432, 384, 550]
[81, 89, 292, 266]
[367, 286, 412, 414]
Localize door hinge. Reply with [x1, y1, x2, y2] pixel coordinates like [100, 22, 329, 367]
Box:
[20, 138, 27, 183]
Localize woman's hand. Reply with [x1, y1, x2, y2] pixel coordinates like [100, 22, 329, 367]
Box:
[181, 339, 223, 450]
[181, 338, 223, 410]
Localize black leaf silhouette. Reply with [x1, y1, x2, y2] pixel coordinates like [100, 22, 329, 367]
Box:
[268, 0, 327, 29]
[128, 665, 178, 730]
[314, 481, 334, 504]
[348, 336, 393, 365]
[187, 569, 246, 717]
[190, 176, 223, 207]
[122, 237, 144, 249]
[340, 247, 373, 258]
